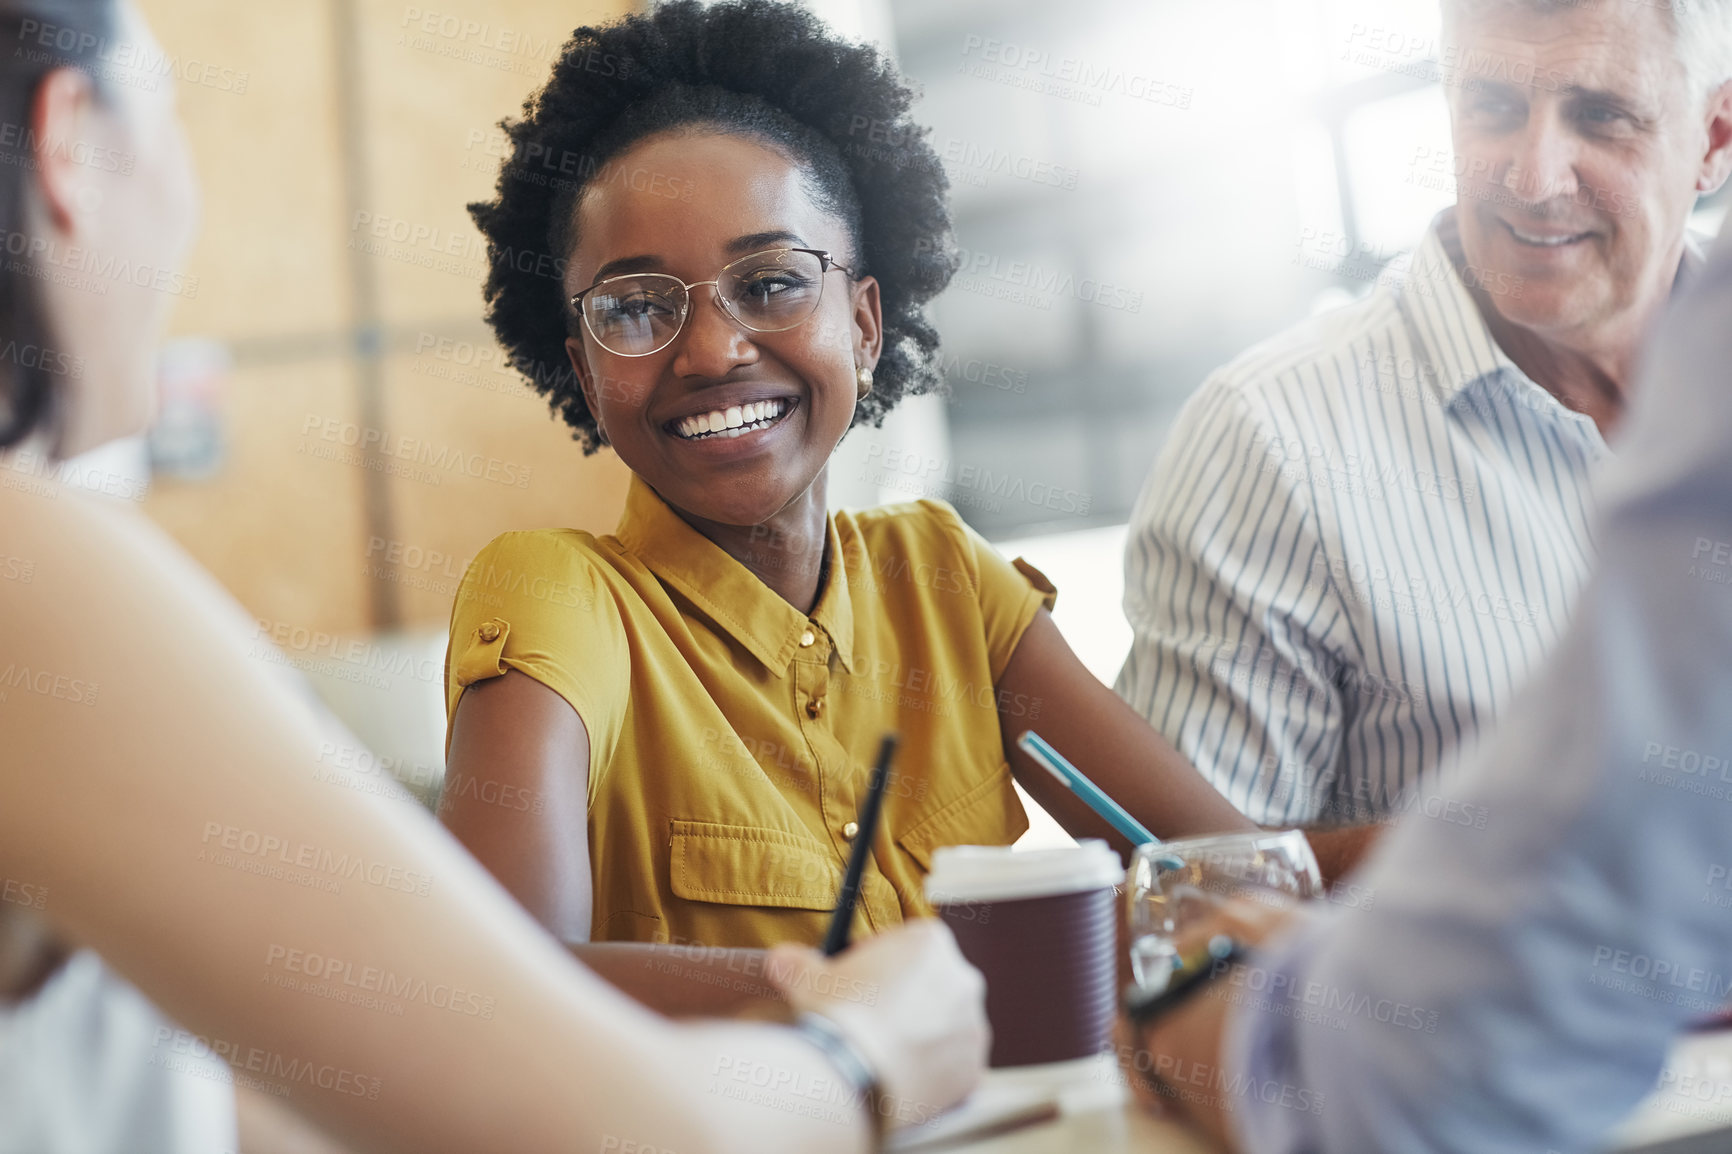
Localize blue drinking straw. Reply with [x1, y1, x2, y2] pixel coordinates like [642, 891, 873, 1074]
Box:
[1016, 731, 1184, 868]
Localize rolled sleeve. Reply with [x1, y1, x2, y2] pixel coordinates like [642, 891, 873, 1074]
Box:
[444, 531, 626, 796]
[450, 616, 510, 686]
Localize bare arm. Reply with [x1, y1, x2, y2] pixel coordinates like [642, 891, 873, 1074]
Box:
[441, 671, 787, 1015]
[440, 670, 593, 945]
[235, 1085, 355, 1154]
[1302, 825, 1384, 885]
[574, 943, 786, 1019]
[1000, 611, 1379, 884]
[0, 488, 988, 1154]
[997, 609, 1259, 859]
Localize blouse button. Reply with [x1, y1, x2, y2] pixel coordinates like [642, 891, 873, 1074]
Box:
[806, 697, 824, 719]
[799, 629, 816, 648]
[841, 821, 860, 841]
[477, 621, 501, 643]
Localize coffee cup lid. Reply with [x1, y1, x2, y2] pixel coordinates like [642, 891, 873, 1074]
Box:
[924, 839, 1123, 905]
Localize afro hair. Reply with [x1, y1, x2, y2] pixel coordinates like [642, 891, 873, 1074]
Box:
[468, 0, 957, 453]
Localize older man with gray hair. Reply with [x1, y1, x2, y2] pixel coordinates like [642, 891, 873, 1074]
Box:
[1123, 212, 1732, 1153]
[1117, 0, 1732, 828]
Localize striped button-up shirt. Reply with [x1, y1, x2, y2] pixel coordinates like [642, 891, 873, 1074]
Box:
[1117, 211, 1614, 826]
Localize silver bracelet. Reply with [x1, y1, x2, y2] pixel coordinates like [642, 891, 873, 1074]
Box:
[791, 1010, 886, 1146]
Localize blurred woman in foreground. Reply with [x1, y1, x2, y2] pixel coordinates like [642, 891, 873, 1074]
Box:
[0, 3, 986, 1152]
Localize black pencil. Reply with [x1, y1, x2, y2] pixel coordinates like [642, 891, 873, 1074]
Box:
[822, 734, 899, 956]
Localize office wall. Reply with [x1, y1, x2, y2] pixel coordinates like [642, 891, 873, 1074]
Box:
[136, 0, 635, 637]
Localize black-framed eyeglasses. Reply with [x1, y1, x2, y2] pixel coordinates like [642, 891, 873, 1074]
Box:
[569, 247, 856, 358]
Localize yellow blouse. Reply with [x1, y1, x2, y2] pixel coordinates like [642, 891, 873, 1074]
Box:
[444, 475, 1056, 950]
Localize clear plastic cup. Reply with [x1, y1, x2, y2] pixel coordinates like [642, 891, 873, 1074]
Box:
[1124, 830, 1322, 991]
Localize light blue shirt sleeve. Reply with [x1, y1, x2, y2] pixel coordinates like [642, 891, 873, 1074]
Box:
[1228, 225, 1732, 1154]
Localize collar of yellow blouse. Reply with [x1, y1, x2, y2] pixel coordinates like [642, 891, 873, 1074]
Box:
[612, 474, 857, 677]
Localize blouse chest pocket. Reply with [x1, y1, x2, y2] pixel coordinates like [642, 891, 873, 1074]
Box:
[894, 761, 1029, 874]
[667, 820, 899, 923]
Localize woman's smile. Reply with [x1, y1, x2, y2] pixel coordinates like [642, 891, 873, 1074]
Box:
[565, 131, 878, 536]
[666, 395, 798, 443]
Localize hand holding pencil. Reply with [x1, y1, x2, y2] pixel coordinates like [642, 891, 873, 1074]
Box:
[763, 734, 990, 1130]
[767, 920, 989, 1129]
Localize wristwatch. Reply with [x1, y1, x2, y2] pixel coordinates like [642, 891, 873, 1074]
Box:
[792, 1010, 886, 1146]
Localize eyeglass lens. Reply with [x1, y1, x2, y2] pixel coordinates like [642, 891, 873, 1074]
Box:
[582, 248, 829, 356]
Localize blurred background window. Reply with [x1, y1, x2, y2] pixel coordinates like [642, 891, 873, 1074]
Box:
[865, 0, 1728, 539]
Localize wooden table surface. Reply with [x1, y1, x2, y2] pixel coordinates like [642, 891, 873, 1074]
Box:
[949, 1100, 1210, 1154]
[930, 1054, 1213, 1154]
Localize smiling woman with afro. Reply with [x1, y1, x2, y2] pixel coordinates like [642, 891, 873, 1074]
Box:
[470, 0, 955, 451]
[440, 0, 1270, 984]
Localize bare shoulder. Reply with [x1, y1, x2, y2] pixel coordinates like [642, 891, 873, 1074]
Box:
[0, 482, 134, 642]
[0, 481, 242, 641]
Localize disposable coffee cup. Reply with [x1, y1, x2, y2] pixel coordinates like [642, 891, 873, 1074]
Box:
[925, 840, 1123, 1068]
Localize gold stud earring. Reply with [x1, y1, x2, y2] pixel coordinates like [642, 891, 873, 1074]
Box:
[855, 365, 874, 400]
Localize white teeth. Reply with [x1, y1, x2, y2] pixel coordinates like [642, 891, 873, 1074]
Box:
[673, 399, 791, 440]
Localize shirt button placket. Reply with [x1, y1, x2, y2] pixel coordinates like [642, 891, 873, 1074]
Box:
[802, 626, 831, 724]
[795, 624, 848, 854]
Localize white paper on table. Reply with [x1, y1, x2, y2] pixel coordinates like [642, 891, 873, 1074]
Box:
[884, 1083, 1063, 1152]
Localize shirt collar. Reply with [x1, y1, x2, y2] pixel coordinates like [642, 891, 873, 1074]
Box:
[612, 475, 855, 676]
[1397, 209, 1522, 409]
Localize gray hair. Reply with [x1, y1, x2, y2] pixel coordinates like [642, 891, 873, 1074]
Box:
[1672, 0, 1732, 98]
[1445, 0, 1732, 101]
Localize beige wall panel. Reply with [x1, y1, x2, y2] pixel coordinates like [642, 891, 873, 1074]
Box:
[145, 359, 371, 636]
[136, 0, 351, 339]
[378, 342, 630, 626]
[354, 0, 632, 326]
[136, 0, 635, 638]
